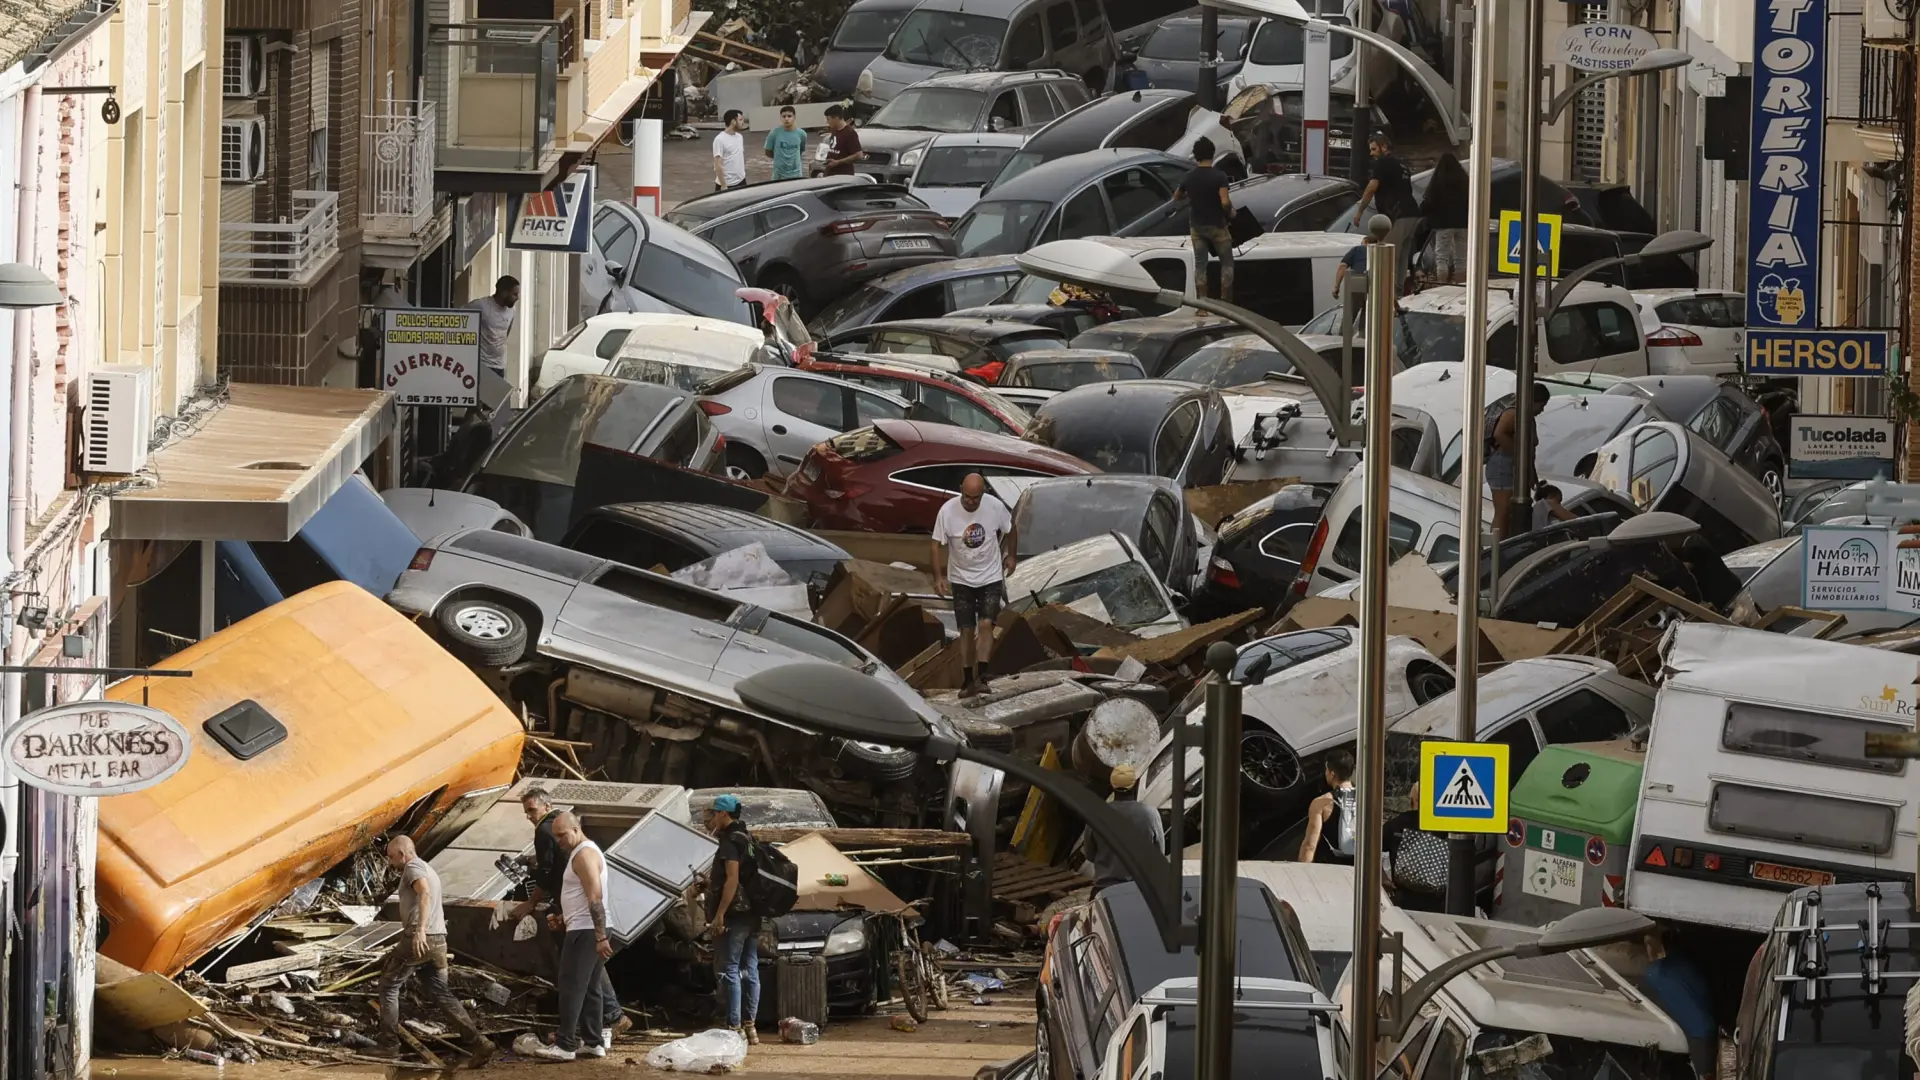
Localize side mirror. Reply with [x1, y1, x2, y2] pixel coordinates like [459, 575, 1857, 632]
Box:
[605, 262, 627, 283]
[1168, 588, 1189, 610]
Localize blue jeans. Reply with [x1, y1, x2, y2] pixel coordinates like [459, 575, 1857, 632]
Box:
[715, 920, 761, 1027]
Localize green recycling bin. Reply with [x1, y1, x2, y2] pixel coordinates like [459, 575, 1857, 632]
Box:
[1496, 740, 1643, 925]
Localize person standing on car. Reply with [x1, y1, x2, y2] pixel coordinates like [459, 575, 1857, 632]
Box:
[1174, 136, 1234, 302]
[932, 473, 1017, 696]
[1299, 750, 1357, 865]
[376, 836, 493, 1065]
[1085, 765, 1166, 888]
[1487, 393, 1547, 539]
[704, 794, 762, 1046]
[821, 105, 864, 176]
[508, 788, 627, 1043]
[1353, 133, 1417, 229]
[527, 812, 615, 1061]
[1419, 152, 1470, 284]
[764, 106, 807, 181]
[714, 109, 748, 190]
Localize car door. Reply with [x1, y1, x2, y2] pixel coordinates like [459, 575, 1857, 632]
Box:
[1543, 300, 1648, 377]
[1042, 185, 1111, 244]
[703, 210, 765, 279]
[1042, 0, 1082, 65]
[1004, 11, 1046, 68]
[765, 372, 856, 470]
[552, 563, 738, 681]
[1151, 399, 1203, 484]
[582, 205, 641, 321]
[1102, 165, 1174, 233]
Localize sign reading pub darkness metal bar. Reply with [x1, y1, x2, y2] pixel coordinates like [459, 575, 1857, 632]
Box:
[1744, 0, 1845, 374]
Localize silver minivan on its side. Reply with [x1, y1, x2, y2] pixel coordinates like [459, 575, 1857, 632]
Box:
[855, 0, 1119, 108]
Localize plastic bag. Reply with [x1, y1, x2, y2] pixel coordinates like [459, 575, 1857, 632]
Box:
[670, 543, 793, 591]
[644, 1028, 748, 1072]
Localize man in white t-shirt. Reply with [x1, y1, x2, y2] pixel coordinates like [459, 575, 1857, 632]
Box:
[713, 110, 748, 190]
[932, 473, 1017, 695]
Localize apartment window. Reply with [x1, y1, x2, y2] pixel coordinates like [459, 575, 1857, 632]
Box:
[308, 40, 332, 191]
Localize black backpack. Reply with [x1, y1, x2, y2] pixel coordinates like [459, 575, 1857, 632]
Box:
[740, 833, 799, 917]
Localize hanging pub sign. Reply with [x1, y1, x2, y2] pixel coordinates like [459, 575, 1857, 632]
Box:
[3, 701, 191, 797]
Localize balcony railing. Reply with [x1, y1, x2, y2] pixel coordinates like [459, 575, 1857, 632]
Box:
[427, 20, 560, 174]
[365, 105, 438, 236]
[218, 191, 341, 285]
[1859, 44, 1912, 129]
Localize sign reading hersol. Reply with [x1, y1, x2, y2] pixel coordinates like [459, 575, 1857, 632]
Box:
[382, 308, 481, 407]
[3, 701, 191, 796]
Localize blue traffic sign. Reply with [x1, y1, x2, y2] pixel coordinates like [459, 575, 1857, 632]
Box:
[1495, 211, 1562, 277]
[1418, 740, 1509, 834]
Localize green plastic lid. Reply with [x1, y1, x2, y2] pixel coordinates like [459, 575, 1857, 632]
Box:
[1508, 740, 1645, 846]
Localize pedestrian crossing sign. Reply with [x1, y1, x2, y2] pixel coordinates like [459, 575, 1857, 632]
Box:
[1417, 740, 1509, 833]
[1495, 211, 1562, 278]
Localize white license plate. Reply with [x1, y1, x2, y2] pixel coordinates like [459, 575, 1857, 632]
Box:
[889, 237, 935, 251]
[1329, 137, 1352, 150]
[1522, 849, 1584, 904]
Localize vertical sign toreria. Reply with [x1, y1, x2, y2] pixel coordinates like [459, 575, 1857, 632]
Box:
[1746, 0, 1825, 347]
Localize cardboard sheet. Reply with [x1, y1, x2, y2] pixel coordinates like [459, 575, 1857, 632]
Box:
[782, 832, 911, 915]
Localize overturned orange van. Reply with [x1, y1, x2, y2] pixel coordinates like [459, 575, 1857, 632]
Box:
[97, 581, 525, 973]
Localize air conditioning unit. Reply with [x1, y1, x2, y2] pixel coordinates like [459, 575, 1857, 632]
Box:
[83, 364, 153, 475]
[1863, 0, 1909, 45]
[220, 118, 266, 183]
[222, 36, 264, 97]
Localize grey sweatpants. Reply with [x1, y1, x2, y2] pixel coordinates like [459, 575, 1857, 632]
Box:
[377, 935, 481, 1040]
[556, 929, 608, 1052]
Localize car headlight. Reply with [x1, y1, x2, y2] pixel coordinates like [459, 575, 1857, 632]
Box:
[899, 147, 923, 168]
[823, 918, 867, 957]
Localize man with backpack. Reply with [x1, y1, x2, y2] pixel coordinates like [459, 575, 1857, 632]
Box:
[704, 794, 764, 1045]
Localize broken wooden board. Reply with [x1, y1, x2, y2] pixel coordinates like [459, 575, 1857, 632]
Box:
[96, 972, 207, 1031]
[1184, 476, 1304, 529]
[224, 952, 323, 985]
[991, 851, 1092, 904]
[1010, 744, 1067, 865]
[1092, 609, 1265, 668]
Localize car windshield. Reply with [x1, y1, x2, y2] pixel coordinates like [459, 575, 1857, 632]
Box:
[871, 87, 988, 132]
[953, 201, 1050, 256]
[1142, 21, 1251, 60]
[634, 233, 751, 325]
[1248, 16, 1353, 64]
[482, 379, 682, 486]
[1158, 1007, 1326, 1080]
[1166, 341, 1292, 388]
[1471, 1029, 1687, 1080]
[992, 149, 1048, 188]
[1020, 558, 1171, 627]
[918, 144, 1022, 186]
[883, 10, 1007, 67]
[833, 7, 909, 49]
[1007, 359, 1140, 391]
[608, 354, 743, 391]
[1770, 1044, 1911, 1080]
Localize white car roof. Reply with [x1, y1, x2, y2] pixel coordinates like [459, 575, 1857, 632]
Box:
[609, 320, 766, 365]
[922, 131, 1030, 149]
[1390, 656, 1619, 739]
[584, 311, 764, 340]
[1401, 279, 1634, 319]
[1631, 287, 1742, 303]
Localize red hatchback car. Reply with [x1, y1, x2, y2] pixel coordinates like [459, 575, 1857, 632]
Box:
[784, 419, 1097, 532]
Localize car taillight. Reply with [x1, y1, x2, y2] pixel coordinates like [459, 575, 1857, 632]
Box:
[799, 454, 825, 484]
[1291, 518, 1330, 596]
[1208, 557, 1240, 590]
[408, 548, 435, 572]
[1647, 325, 1703, 347]
[823, 219, 874, 235]
[698, 399, 731, 416]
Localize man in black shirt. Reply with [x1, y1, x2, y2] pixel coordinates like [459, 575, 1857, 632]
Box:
[703, 794, 762, 1045]
[513, 788, 628, 1041]
[1175, 137, 1235, 302]
[1353, 133, 1417, 227]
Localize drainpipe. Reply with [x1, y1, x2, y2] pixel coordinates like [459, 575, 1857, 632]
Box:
[9, 85, 36, 581]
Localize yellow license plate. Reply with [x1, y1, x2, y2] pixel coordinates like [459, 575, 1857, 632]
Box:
[1751, 862, 1835, 888]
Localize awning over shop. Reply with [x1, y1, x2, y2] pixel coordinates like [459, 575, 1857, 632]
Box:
[110, 385, 396, 542]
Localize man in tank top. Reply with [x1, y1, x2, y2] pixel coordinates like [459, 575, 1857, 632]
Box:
[527, 811, 615, 1061]
[1299, 749, 1358, 865]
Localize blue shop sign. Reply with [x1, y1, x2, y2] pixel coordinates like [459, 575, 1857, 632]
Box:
[1746, 0, 1826, 337]
[1745, 328, 1890, 377]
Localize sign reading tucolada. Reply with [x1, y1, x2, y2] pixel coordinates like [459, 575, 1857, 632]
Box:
[1552, 23, 1657, 71]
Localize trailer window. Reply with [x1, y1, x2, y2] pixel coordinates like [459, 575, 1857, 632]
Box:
[1708, 783, 1898, 854]
[1721, 701, 1907, 775]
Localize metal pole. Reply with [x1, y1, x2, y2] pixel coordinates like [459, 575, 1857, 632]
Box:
[1351, 214, 1397, 1080]
[1348, 0, 1371, 182]
[1198, 4, 1220, 111]
[1510, 0, 1545, 538]
[1196, 640, 1242, 1080]
[1447, 0, 1499, 919]
[1303, 20, 1331, 176]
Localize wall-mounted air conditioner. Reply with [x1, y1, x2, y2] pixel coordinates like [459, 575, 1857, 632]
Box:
[220, 118, 266, 183]
[83, 364, 153, 475]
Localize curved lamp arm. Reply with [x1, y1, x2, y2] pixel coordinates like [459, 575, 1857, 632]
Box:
[1541, 254, 1629, 324]
[1388, 942, 1532, 1040]
[1177, 291, 1366, 446]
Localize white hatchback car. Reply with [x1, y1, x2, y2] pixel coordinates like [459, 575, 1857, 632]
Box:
[533, 313, 764, 396]
[697, 364, 912, 480]
[1632, 288, 1745, 376]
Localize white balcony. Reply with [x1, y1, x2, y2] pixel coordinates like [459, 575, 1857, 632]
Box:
[218, 191, 341, 286]
[365, 107, 438, 239]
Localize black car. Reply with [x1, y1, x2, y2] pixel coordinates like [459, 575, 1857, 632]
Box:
[809, 256, 1025, 336]
[1133, 15, 1256, 93]
[1118, 172, 1359, 238]
[815, 0, 919, 96]
[1193, 483, 1329, 619]
[948, 302, 1138, 338]
[1037, 877, 1318, 1080]
[1325, 157, 1592, 235]
[1069, 315, 1240, 376]
[1013, 474, 1202, 593]
[1025, 379, 1235, 487]
[1490, 512, 1741, 626]
[953, 147, 1193, 257]
[1605, 375, 1787, 503]
[561, 503, 853, 592]
[822, 316, 1069, 370]
[989, 89, 1244, 189]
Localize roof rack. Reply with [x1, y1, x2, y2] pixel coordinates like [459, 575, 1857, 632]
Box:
[1769, 884, 1920, 1001]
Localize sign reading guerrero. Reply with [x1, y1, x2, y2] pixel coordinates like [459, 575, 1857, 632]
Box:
[4, 701, 191, 796]
[382, 308, 481, 407]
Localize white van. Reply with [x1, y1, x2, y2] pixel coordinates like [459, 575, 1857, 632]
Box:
[1301, 281, 1651, 378]
[1294, 466, 1489, 595]
[533, 313, 764, 396]
[1226, 0, 1361, 98]
[1627, 622, 1919, 933]
[998, 232, 1361, 330]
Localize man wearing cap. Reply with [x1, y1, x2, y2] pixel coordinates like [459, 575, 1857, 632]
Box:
[1084, 765, 1166, 888]
[703, 794, 761, 1045]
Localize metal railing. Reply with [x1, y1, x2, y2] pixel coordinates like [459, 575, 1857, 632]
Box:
[1859, 44, 1912, 128]
[426, 21, 559, 173]
[218, 191, 341, 284]
[365, 105, 438, 234]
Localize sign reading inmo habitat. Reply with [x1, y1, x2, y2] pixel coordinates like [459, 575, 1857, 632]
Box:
[1802, 524, 1920, 613]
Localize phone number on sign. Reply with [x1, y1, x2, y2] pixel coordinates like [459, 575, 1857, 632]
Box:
[400, 394, 476, 406]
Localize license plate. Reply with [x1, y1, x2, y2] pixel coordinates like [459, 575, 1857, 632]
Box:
[1523, 849, 1584, 904]
[888, 237, 935, 251]
[1751, 862, 1835, 888]
[1329, 137, 1352, 150]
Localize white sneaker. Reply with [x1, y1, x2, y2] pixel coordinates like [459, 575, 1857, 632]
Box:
[602, 1027, 615, 1049]
[577, 1044, 607, 1059]
[527, 1044, 576, 1062]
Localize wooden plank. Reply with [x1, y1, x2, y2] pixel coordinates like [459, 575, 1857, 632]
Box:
[1630, 576, 1732, 626]
[223, 952, 322, 984]
[749, 827, 972, 849]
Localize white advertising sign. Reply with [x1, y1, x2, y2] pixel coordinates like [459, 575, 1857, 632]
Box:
[1802, 524, 1892, 610]
[382, 308, 481, 407]
[4, 701, 191, 797]
[1552, 23, 1657, 71]
[1789, 414, 1897, 480]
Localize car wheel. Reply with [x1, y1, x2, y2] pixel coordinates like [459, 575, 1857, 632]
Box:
[1761, 461, 1785, 508]
[725, 444, 769, 481]
[761, 269, 808, 310]
[1408, 663, 1456, 705]
[1240, 728, 1305, 800]
[436, 597, 530, 667]
[834, 738, 920, 782]
[1035, 996, 1063, 1080]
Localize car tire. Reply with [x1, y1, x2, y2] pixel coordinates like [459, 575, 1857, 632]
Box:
[835, 738, 920, 782]
[761, 269, 808, 310]
[1408, 663, 1456, 705]
[437, 596, 530, 666]
[1035, 996, 1063, 1080]
[1760, 460, 1785, 508]
[1240, 728, 1306, 803]
[725, 444, 769, 481]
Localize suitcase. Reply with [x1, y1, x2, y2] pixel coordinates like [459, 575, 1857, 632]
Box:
[776, 953, 830, 1028]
